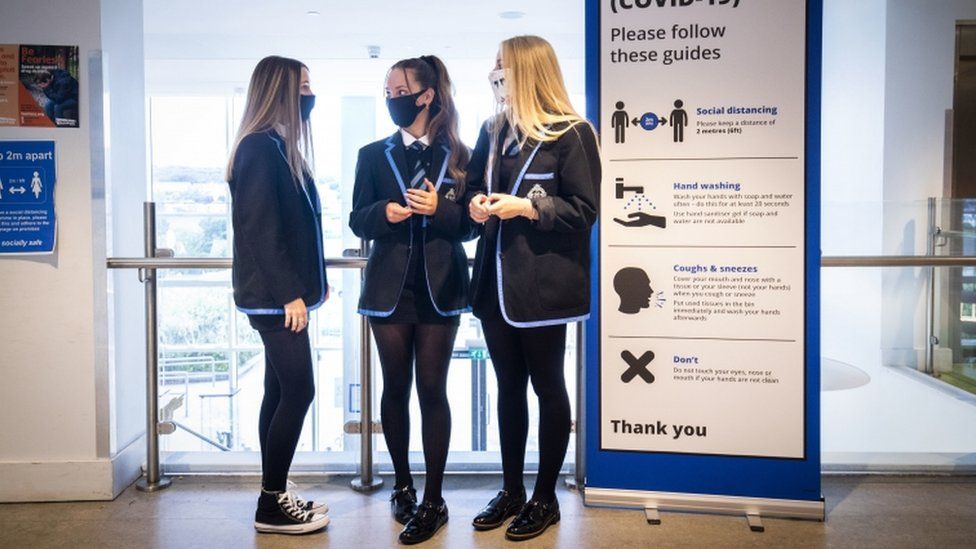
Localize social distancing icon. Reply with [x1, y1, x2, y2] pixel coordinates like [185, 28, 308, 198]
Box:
[31, 172, 42, 199]
[611, 98, 689, 144]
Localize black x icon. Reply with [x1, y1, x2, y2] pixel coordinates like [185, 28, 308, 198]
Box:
[621, 350, 655, 384]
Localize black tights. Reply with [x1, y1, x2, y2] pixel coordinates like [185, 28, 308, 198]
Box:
[481, 314, 570, 504]
[257, 327, 316, 492]
[371, 321, 457, 504]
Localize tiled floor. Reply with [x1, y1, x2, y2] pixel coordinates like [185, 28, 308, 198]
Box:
[2, 474, 975, 548]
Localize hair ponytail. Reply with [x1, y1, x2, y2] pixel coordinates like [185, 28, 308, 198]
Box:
[390, 55, 470, 196]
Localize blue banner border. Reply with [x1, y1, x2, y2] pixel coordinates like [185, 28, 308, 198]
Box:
[583, 0, 823, 503]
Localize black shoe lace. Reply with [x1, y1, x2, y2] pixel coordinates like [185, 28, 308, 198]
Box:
[278, 491, 313, 523]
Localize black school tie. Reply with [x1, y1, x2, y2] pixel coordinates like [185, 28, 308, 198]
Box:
[409, 141, 427, 188]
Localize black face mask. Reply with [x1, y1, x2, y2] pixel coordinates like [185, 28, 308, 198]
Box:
[300, 94, 316, 122]
[386, 90, 428, 128]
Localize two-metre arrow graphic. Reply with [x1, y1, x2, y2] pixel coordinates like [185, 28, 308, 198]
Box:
[10, 186, 26, 195]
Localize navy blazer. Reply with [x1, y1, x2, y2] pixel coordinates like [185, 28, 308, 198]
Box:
[228, 131, 328, 314]
[349, 132, 475, 317]
[466, 118, 601, 327]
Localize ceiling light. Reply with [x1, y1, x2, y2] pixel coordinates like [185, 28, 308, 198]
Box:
[499, 11, 525, 20]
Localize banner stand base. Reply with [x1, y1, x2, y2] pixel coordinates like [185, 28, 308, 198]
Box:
[747, 513, 765, 532]
[584, 486, 825, 524]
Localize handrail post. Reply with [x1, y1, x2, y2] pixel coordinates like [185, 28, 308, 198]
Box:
[925, 197, 937, 374]
[351, 239, 383, 493]
[575, 321, 586, 490]
[137, 202, 171, 492]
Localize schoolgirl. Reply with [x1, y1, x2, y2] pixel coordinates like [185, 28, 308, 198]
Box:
[465, 36, 601, 541]
[349, 55, 473, 545]
[226, 55, 330, 535]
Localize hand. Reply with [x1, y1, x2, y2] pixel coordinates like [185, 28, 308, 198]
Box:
[406, 179, 438, 216]
[487, 193, 536, 220]
[284, 297, 308, 332]
[469, 193, 491, 223]
[324, 284, 333, 302]
[385, 201, 413, 223]
[613, 212, 667, 228]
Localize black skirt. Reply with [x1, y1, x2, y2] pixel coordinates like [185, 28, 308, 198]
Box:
[248, 313, 287, 333]
[371, 216, 459, 326]
[370, 261, 460, 326]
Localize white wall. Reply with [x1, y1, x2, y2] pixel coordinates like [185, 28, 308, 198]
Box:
[0, 0, 105, 480]
[101, 0, 149, 459]
[0, 0, 146, 502]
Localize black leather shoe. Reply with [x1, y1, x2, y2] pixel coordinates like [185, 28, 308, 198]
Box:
[505, 498, 560, 541]
[398, 500, 448, 545]
[390, 486, 418, 525]
[471, 488, 526, 531]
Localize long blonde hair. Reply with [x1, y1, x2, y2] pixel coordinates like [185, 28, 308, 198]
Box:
[226, 56, 313, 184]
[499, 35, 582, 144]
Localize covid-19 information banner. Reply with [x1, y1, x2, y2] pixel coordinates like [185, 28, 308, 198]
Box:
[585, 0, 823, 516]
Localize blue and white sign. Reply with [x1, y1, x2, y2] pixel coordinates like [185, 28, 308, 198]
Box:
[0, 141, 57, 254]
[584, 0, 823, 520]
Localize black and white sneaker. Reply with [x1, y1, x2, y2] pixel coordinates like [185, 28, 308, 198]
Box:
[287, 480, 329, 514]
[254, 491, 330, 534]
[292, 491, 328, 514]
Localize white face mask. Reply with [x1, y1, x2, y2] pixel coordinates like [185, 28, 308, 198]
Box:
[488, 68, 509, 105]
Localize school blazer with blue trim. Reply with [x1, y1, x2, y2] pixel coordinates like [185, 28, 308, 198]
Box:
[349, 132, 476, 317]
[466, 119, 601, 327]
[228, 131, 328, 314]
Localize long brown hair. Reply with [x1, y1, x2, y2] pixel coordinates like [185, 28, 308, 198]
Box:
[389, 55, 469, 192]
[226, 56, 313, 184]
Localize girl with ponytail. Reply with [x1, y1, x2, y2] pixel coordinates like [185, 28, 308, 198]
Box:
[349, 54, 474, 545]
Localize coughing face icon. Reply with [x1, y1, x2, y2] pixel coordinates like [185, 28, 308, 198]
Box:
[613, 267, 654, 314]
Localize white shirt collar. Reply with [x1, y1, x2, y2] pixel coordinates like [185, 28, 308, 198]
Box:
[401, 129, 430, 148]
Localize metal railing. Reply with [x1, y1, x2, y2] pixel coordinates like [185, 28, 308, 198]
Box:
[110, 202, 976, 493]
[819, 256, 976, 267]
[134, 203, 168, 492]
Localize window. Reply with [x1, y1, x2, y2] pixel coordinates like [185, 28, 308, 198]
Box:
[147, 58, 585, 471]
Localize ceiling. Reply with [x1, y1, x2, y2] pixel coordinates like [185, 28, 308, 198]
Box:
[143, 0, 586, 61]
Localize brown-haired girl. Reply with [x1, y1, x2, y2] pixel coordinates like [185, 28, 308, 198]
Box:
[349, 54, 473, 545]
[226, 55, 330, 535]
